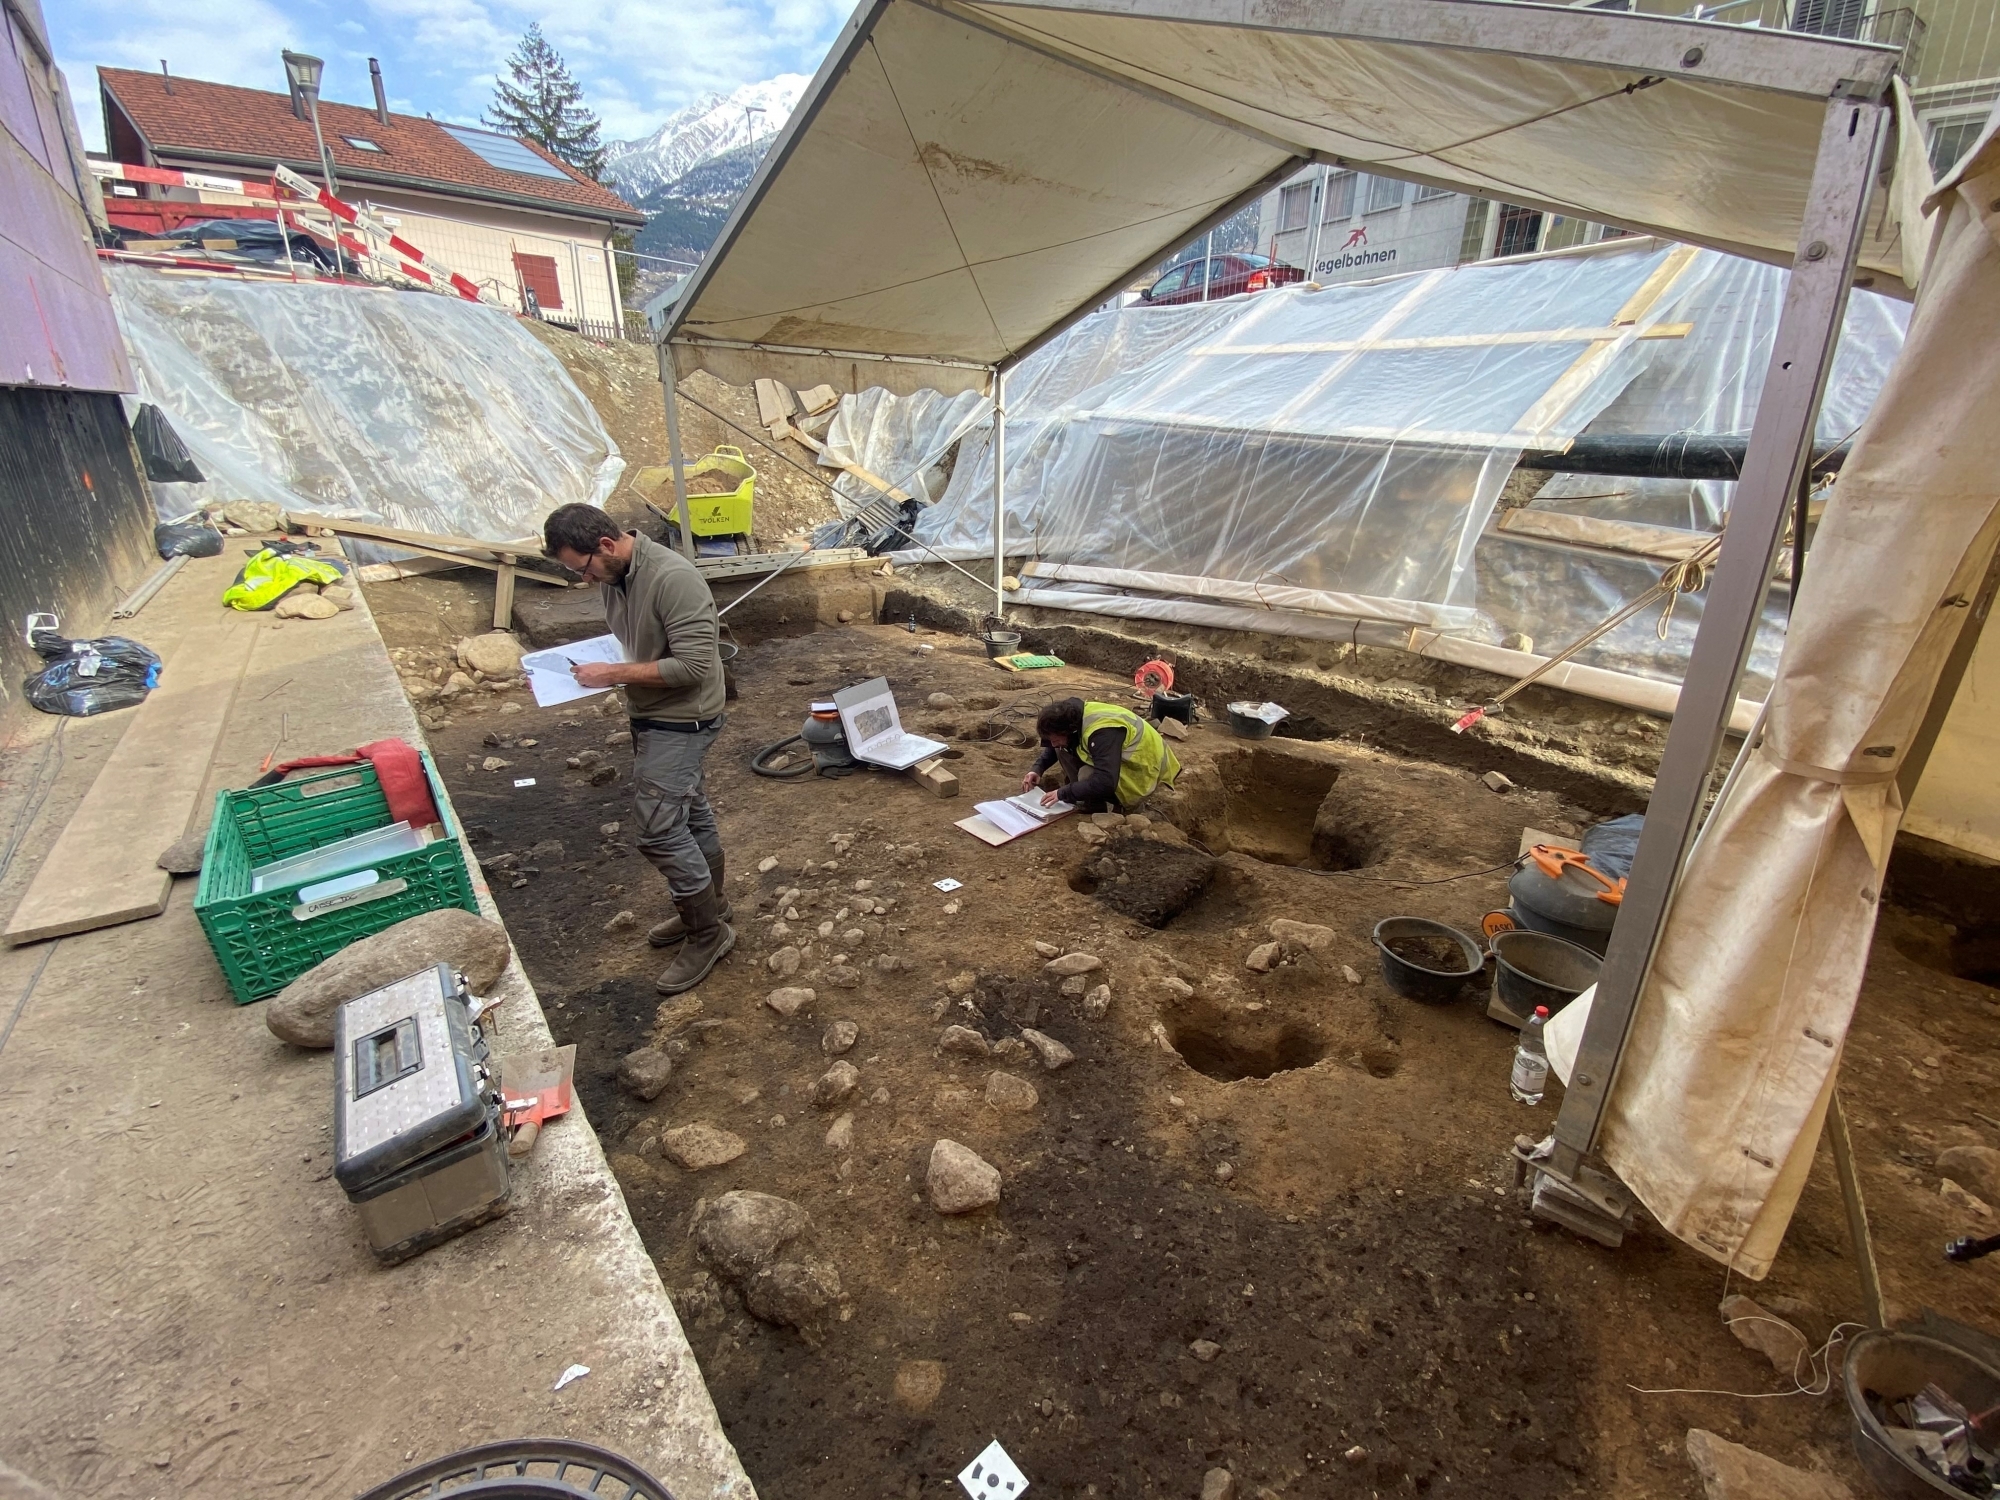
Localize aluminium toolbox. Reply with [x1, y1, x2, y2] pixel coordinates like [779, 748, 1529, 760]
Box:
[333, 963, 510, 1265]
[194, 754, 477, 1003]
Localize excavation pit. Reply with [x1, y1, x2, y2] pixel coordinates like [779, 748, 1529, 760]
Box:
[1167, 1017, 1329, 1082]
[1195, 746, 1342, 867]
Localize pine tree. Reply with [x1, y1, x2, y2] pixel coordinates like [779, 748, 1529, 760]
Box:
[485, 24, 607, 180]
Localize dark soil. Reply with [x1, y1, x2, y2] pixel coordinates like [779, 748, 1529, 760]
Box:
[1386, 935, 1479, 973]
[363, 583, 2000, 1500]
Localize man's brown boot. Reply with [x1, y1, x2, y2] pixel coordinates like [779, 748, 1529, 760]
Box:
[649, 850, 729, 945]
[655, 884, 735, 994]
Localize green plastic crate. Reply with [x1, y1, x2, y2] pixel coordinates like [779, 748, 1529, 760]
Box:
[193, 754, 477, 1004]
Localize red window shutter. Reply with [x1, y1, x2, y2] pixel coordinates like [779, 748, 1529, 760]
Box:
[512, 252, 563, 311]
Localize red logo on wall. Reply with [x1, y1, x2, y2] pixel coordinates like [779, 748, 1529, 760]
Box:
[1341, 226, 1369, 249]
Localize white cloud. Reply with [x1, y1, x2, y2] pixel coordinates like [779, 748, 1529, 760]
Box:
[46, 0, 847, 154]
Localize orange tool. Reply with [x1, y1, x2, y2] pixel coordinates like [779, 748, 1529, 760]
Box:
[1527, 845, 1625, 906]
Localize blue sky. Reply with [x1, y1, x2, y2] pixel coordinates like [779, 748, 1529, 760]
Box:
[50, 0, 849, 151]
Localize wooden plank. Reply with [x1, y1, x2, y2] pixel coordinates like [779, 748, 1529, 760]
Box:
[289, 512, 544, 563]
[4, 611, 260, 945]
[777, 420, 913, 503]
[797, 384, 839, 416]
[908, 756, 959, 798]
[494, 559, 517, 630]
[693, 547, 869, 582]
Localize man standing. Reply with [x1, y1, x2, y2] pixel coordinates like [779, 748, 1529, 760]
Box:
[543, 503, 732, 994]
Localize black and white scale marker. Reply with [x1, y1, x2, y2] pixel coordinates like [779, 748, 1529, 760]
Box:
[957, 1439, 1028, 1498]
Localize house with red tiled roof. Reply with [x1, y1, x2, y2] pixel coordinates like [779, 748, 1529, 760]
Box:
[96, 62, 646, 331]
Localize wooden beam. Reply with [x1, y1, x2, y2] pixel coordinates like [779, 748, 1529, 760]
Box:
[778, 420, 913, 503]
[494, 559, 518, 630]
[290, 514, 566, 587]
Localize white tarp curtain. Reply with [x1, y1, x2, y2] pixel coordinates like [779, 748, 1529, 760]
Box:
[667, 0, 1907, 396]
[911, 242, 1713, 609]
[1544, 126, 2000, 1278]
[108, 265, 623, 539]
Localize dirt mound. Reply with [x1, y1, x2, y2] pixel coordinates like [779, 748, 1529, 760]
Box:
[1067, 832, 1216, 926]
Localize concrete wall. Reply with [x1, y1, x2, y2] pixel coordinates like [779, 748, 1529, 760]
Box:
[1263, 166, 1475, 285]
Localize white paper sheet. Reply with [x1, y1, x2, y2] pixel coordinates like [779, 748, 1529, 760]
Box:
[520, 634, 626, 708]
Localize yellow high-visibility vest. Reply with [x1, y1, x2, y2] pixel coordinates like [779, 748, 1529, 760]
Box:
[1078, 701, 1180, 806]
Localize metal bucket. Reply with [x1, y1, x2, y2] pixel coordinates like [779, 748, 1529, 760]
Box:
[1844, 1331, 2000, 1498]
[1372, 917, 1484, 1004]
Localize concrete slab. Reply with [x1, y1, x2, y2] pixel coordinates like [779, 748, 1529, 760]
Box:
[0, 548, 754, 1500]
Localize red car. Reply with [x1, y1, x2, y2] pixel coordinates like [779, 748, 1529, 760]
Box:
[1140, 252, 1304, 305]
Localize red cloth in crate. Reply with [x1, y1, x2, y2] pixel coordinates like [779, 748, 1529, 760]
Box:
[256, 738, 443, 830]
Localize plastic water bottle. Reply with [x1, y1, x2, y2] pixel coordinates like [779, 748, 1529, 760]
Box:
[1511, 1005, 1551, 1105]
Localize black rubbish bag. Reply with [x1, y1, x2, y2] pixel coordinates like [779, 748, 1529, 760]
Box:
[24, 630, 164, 717]
[133, 403, 204, 484]
[154, 521, 224, 559]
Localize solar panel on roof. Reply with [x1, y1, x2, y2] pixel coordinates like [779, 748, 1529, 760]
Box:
[439, 123, 572, 181]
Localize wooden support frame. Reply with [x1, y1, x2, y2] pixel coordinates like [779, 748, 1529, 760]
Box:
[288, 513, 567, 630]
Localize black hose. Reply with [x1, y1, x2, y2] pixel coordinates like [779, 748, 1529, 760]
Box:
[751, 735, 814, 779]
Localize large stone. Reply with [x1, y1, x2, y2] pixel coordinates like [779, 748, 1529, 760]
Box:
[264, 908, 512, 1048]
[986, 1072, 1039, 1112]
[938, 1025, 991, 1059]
[618, 1047, 674, 1101]
[1244, 942, 1281, 974]
[1718, 1294, 1810, 1378]
[766, 986, 814, 1017]
[812, 1061, 861, 1109]
[1938, 1145, 2000, 1206]
[928, 1138, 1001, 1213]
[1083, 984, 1112, 1020]
[693, 1191, 812, 1282]
[825, 965, 861, 989]
[822, 1019, 859, 1055]
[1019, 1028, 1075, 1071]
[274, 592, 339, 620]
[692, 1191, 842, 1335]
[768, 946, 802, 977]
[1685, 1430, 1854, 1500]
[894, 1360, 947, 1414]
[458, 632, 526, 677]
[1268, 919, 1335, 954]
[659, 1122, 747, 1171]
[1045, 952, 1103, 977]
[157, 829, 207, 875]
[824, 1113, 854, 1153]
[1202, 1470, 1237, 1500]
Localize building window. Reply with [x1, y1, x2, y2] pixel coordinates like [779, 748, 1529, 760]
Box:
[1929, 116, 1986, 179]
[342, 136, 386, 153]
[1323, 171, 1356, 222]
[513, 252, 564, 312]
[1278, 182, 1312, 233]
[1495, 205, 1543, 257]
[1363, 174, 1405, 213]
[1791, 0, 1866, 38]
[1413, 183, 1453, 203]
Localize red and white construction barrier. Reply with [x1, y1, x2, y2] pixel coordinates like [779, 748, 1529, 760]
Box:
[90, 160, 278, 199]
[272, 165, 483, 302]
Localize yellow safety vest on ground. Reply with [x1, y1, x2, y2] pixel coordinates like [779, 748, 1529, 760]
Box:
[1078, 701, 1180, 807]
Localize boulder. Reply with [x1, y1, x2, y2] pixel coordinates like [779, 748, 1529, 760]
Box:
[692, 1191, 841, 1335]
[1019, 1028, 1075, 1071]
[1045, 952, 1103, 976]
[1938, 1145, 2000, 1206]
[320, 585, 356, 611]
[274, 592, 339, 620]
[768, 946, 802, 977]
[765, 986, 814, 1017]
[1268, 919, 1335, 954]
[219, 499, 284, 532]
[938, 1025, 992, 1059]
[928, 1138, 1002, 1213]
[264, 908, 512, 1048]
[1685, 1430, 1853, 1500]
[157, 828, 208, 875]
[659, 1122, 747, 1171]
[1718, 1294, 1809, 1377]
[986, 1072, 1039, 1112]
[1245, 942, 1281, 973]
[458, 632, 526, 677]
[1202, 1470, 1236, 1500]
[618, 1047, 674, 1101]
[822, 1019, 859, 1055]
[812, 1061, 861, 1109]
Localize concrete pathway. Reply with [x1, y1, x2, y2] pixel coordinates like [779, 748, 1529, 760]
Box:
[0, 548, 753, 1500]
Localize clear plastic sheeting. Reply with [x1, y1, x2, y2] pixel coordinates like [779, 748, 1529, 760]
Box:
[915, 243, 1713, 607]
[821, 387, 988, 519]
[107, 264, 623, 539]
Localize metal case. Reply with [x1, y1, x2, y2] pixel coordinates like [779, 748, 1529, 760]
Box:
[333, 963, 509, 1263]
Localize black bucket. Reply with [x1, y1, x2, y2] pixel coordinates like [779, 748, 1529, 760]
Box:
[1150, 690, 1195, 724]
[1844, 1331, 2000, 1498]
[981, 630, 1022, 658]
[1490, 930, 1600, 1020]
[1372, 918, 1484, 1004]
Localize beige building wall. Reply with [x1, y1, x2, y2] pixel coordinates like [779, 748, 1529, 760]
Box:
[350, 189, 621, 326]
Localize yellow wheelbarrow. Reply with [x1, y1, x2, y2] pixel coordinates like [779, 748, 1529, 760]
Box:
[632, 446, 755, 554]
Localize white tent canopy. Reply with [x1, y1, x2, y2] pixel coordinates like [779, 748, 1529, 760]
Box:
[664, 0, 1909, 396]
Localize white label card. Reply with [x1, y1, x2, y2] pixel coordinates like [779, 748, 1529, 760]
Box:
[958, 1440, 1028, 1498]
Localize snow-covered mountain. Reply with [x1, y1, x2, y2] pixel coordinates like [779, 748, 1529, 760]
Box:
[603, 77, 809, 200]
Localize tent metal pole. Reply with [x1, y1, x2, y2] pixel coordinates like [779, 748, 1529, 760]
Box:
[992, 367, 1007, 620]
[655, 342, 698, 561]
[1543, 92, 1891, 1199]
[1302, 166, 1329, 280]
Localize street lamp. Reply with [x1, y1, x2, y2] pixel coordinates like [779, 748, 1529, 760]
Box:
[282, 49, 345, 277]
